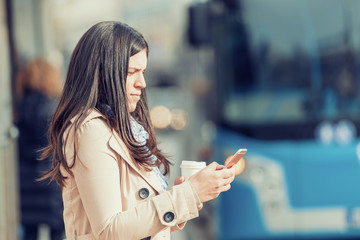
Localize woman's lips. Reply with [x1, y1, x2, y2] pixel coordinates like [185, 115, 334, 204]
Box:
[131, 94, 141, 100]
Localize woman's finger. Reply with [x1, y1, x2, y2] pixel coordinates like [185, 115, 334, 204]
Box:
[218, 184, 231, 193]
[206, 161, 224, 171]
[212, 176, 234, 191]
[174, 176, 185, 185]
[215, 162, 225, 170]
[217, 167, 236, 179]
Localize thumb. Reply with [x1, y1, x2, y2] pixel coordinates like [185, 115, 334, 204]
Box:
[174, 176, 185, 185]
[208, 161, 224, 170]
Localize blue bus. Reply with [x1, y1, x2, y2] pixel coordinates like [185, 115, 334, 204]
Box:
[189, 0, 360, 239]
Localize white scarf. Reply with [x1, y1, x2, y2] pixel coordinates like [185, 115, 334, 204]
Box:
[100, 104, 169, 191]
[130, 117, 169, 191]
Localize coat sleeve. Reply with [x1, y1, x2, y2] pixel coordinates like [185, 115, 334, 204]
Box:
[72, 119, 199, 239]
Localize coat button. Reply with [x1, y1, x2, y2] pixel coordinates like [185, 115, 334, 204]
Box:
[138, 188, 150, 199]
[163, 211, 175, 223]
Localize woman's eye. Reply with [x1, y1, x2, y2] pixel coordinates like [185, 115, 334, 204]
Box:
[128, 71, 135, 75]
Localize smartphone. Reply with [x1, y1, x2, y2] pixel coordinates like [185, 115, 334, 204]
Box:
[225, 148, 247, 169]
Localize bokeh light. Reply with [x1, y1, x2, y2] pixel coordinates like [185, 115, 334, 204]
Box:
[150, 105, 172, 129]
[335, 120, 356, 145]
[170, 109, 187, 130]
[315, 121, 335, 144]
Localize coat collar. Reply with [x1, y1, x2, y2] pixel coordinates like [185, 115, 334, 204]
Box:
[70, 109, 103, 124]
[73, 109, 165, 194]
[108, 132, 165, 194]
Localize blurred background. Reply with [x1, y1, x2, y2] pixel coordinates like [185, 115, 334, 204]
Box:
[3, 0, 360, 239]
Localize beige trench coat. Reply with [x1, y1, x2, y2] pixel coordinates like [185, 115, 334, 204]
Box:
[60, 110, 199, 240]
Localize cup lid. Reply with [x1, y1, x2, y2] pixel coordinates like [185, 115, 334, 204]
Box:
[180, 161, 206, 168]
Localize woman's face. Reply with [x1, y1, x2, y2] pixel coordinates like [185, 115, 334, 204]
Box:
[126, 49, 147, 112]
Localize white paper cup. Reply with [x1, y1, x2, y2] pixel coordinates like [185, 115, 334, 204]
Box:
[180, 161, 206, 179]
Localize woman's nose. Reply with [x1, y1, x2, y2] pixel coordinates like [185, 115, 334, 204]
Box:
[135, 73, 146, 89]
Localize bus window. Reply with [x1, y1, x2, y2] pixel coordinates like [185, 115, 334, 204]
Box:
[207, 0, 360, 139]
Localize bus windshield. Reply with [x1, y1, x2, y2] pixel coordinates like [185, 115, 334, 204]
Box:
[217, 0, 360, 139]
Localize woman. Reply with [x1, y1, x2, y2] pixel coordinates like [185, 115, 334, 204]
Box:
[16, 59, 64, 240]
[41, 21, 235, 240]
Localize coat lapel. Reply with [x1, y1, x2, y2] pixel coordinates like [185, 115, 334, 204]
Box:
[71, 109, 165, 194]
[108, 131, 165, 194]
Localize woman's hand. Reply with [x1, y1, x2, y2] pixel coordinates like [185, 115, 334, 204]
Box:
[174, 176, 203, 211]
[189, 162, 235, 203]
[174, 176, 185, 185]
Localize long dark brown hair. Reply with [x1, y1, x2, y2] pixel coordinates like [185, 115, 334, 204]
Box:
[40, 21, 170, 188]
